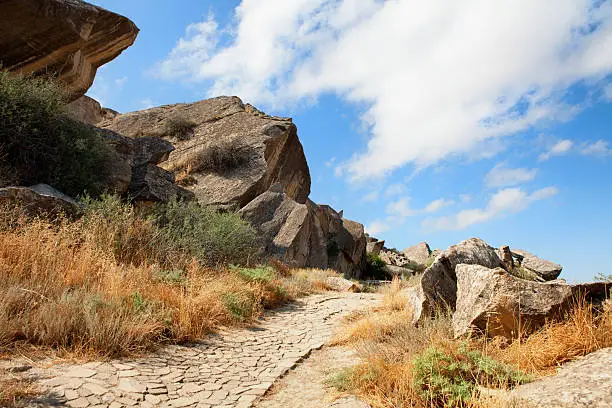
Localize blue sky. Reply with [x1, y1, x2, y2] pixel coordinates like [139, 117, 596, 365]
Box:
[88, 0, 612, 283]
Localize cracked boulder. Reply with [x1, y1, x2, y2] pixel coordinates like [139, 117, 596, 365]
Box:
[0, 183, 82, 217]
[402, 242, 432, 265]
[453, 264, 610, 338]
[99, 96, 311, 208]
[0, 0, 138, 100]
[510, 248, 563, 282]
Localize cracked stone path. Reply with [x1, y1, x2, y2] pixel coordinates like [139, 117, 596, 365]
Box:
[28, 292, 379, 408]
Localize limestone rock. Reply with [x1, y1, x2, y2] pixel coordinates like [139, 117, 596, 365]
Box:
[409, 238, 506, 320]
[99, 97, 311, 208]
[453, 264, 611, 338]
[66, 95, 118, 125]
[511, 249, 562, 282]
[239, 186, 366, 277]
[0, 0, 139, 100]
[508, 348, 612, 407]
[0, 183, 81, 217]
[366, 239, 385, 255]
[402, 242, 431, 265]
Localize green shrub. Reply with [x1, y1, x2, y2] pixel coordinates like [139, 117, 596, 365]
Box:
[366, 253, 387, 279]
[151, 200, 259, 266]
[413, 344, 530, 407]
[165, 116, 197, 140]
[232, 265, 275, 283]
[222, 292, 256, 321]
[0, 71, 111, 196]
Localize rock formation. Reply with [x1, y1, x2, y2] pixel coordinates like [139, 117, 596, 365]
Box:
[510, 248, 563, 281]
[366, 239, 384, 255]
[99, 97, 311, 209]
[508, 347, 612, 407]
[402, 242, 432, 265]
[0, 0, 139, 100]
[0, 183, 82, 217]
[67, 95, 118, 125]
[453, 264, 610, 338]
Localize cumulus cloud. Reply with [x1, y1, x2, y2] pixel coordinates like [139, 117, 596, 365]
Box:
[157, 0, 612, 182]
[422, 187, 559, 231]
[538, 139, 574, 161]
[581, 139, 612, 156]
[386, 196, 454, 219]
[366, 219, 392, 236]
[362, 191, 380, 202]
[485, 163, 538, 188]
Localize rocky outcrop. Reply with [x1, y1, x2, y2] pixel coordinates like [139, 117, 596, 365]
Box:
[99, 97, 311, 209]
[510, 249, 562, 282]
[402, 242, 432, 265]
[407, 238, 507, 321]
[366, 239, 384, 255]
[0, 0, 138, 100]
[508, 348, 612, 407]
[67, 96, 118, 125]
[0, 183, 82, 217]
[97, 128, 194, 203]
[379, 249, 413, 268]
[452, 264, 610, 338]
[239, 185, 366, 277]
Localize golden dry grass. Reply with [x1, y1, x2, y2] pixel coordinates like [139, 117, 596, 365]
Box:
[332, 278, 612, 408]
[0, 206, 339, 359]
[0, 377, 38, 408]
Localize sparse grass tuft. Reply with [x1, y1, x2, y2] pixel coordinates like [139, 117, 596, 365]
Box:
[0, 378, 38, 408]
[168, 139, 253, 176]
[165, 116, 197, 140]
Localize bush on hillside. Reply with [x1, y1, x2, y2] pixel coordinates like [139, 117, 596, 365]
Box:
[151, 199, 260, 266]
[0, 71, 111, 196]
[365, 253, 387, 279]
[165, 116, 197, 140]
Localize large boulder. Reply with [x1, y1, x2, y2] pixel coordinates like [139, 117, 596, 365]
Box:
[408, 238, 506, 320]
[66, 96, 118, 125]
[379, 249, 413, 267]
[0, 0, 138, 100]
[366, 239, 385, 255]
[402, 242, 432, 265]
[510, 249, 562, 282]
[99, 97, 311, 208]
[239, 185, 366, 277]
[508, 348, 612, 407]
[0, 183, 81, 217]
[452, 264, 610, 339]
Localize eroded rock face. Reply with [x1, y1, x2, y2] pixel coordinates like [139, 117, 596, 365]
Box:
[402, 242, 432, 265]
[408, 238, 507, 320]
[66, 95, 119, 125]
[0, 183, 82, 217]
[508, 348, 612, 407]
[452, 264, 609, 338]
[239, 185, 366, 277]
[366, 239, 385, 255]
[511, 249, 562, 282]
[0, 0, 139, 100]
[99, 97, 311, 208]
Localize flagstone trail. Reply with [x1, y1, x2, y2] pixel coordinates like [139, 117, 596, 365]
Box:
[28, 292, 380, 408]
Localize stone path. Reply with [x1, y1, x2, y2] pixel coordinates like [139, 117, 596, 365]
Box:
[28, 292, 379, 408]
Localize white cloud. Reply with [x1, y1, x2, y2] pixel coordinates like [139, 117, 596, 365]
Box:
[384, 183, 406, 197]
[485, 163, 538, 188]
[538, 139, 574, 161]
[157, 0, 612, 182]
[115, 77, 128, 87]
[140, 98, 155, 109]
[422, 187, 559, 231]
[386, 197, 416, 218]
[423, 198, 455, 213]
[325, 157, 337, 167]
[362, 191, 379, 202]
[366, 220, 391, 236]
[581, 139, 612, 156]
[604, 83, 612, 101]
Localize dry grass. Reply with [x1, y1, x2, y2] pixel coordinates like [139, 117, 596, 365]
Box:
[0, 204, 339, 359]
[331, 278, 611, 408]
[0, 378, 38, 408]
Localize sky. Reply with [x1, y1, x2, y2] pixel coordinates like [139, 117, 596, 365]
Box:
[87, 0, 612, 283]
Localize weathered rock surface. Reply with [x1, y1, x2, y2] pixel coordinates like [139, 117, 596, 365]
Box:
[100, 97, 311, 208]
[508, 348, 612, 407]
[97, 128, 193, 202]
[366, 239, 384, 255]
[0, 183, 81, 216]
[0, 0, 139, 100]
[402, 242, 432, 265]
[239, 186, 366, 277]
[325, 277, 361, 293]
[408, 238, 507, 320]
[379, 249, 413, 267]
[66, 95, 118, 125]
[511, 248, 563, 282]
[453, 264, 610, 338]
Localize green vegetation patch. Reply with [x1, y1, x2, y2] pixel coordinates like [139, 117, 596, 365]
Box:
[232, 265, 275, 283]
[0, 71, 111, 196]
